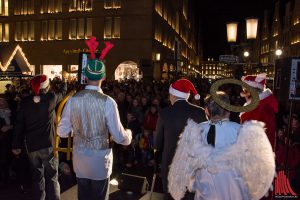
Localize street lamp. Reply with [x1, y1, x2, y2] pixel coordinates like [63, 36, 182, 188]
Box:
[275, 49, 282, 56]
[246, 18, 258, 39]
[226, 17, 258, 76]
[226, 22, 238, 42]
[243, 51, 250, 57]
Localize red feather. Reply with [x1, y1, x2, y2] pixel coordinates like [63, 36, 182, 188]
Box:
[99, 41, 114, 60]
[85, 36, 98, 59]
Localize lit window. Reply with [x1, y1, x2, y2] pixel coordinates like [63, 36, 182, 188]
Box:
[41, 0, 62, 13]
[4, 23, 9, 41]
[0, 23, 2, 41]
[29, 21, 35, 41]
[69, 0, 92, 12]
[69, 19, 77, 39]
[22, 21, 28, 40]
[48, 0, 55, 13]
[56, 20, 62, 40]
[104, 0, 121, 9]
[104, 17, 112, 38]
[48, 20, 55, 40]
[86, 18, 93, 39]
[78, 18, 85, 39]
[113, 17, 120, 38]
[15, 22, 22, 41]
[69, 18, 92, 40]
[154, 0, 162, 16]
[41, 20, 48, 40]
[56, 0, 62, 12]
[0, 0, 8, 16]
[183, 0, 187, 20]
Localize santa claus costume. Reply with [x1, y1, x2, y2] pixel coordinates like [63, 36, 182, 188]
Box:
[240, 73, 278, 151]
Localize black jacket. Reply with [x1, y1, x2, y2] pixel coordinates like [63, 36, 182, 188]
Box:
[154, 99, 206, 192]
[13, 89, 66, 153]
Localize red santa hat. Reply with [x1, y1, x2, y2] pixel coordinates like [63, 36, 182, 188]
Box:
[169, 79, 200, 100]
[30, 75, 50, 103]
[241, 73, 266, 90]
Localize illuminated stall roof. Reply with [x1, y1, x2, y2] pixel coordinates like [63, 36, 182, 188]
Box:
[0, 45, 32, 72]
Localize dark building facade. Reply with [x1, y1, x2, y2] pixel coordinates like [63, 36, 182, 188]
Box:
[0, 0, 201, 81]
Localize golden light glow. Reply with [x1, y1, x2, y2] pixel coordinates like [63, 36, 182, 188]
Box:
[226, 22, 238, 42]
[155, 53, 161, 61]
[246, 18, 258, 39]
[0, 45, 31, 71]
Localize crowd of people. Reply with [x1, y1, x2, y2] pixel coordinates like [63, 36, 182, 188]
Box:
[0, 71, 299, 199]
[0, 36, 299, 200]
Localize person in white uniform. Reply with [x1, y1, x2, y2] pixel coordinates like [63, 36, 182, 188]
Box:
[58, 38, 132, 200]
[168, 91, 275, 200]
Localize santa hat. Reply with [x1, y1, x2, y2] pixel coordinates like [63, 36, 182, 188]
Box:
[169, 79, 200, 100]
[241, 73, 266, 90]
[30, 75, 49, 103]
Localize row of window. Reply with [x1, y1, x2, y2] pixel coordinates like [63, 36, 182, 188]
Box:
[12, 0, 121, 15]
[2, 17, 121, 42]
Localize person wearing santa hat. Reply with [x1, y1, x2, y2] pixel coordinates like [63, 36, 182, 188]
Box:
[154, 78, 206, 200]
[240, 73, 278, 151]
[12, 74, 67, 200]
[58, 38, 132, 200]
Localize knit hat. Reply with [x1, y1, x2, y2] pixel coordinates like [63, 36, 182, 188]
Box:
[30, 74, 49, 103]
[241, 73, 266, 90]
[169, 79, 200, 100]
[84, 37, 114, 81]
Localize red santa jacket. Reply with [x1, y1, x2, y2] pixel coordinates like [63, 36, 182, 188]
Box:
[240, 89, 278, 150]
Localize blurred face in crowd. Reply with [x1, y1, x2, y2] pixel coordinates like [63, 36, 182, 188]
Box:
[292, 116, 300, 129]
[132, 99, 139, 107]
[126, 95, 132, 103]
[152, 98, 159, 106]
[150, 105, 157, 114]
[117, 92, 125, 102]
[127, 113, 134, 122]
[141, 97, 148, 105]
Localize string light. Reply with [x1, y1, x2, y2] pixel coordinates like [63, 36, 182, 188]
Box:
[0, 45, 31, 72]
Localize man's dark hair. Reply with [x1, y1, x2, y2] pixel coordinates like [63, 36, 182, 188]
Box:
[204, 91, 230, 117]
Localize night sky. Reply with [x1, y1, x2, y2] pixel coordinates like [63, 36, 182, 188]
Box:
[196, 0, 277, 60]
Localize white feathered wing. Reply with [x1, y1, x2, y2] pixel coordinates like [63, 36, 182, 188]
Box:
[168, 120, 275, 200]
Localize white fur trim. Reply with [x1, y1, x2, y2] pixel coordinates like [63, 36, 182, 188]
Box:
[169, 85, 190, 99]
[40, 77, 49, 89]
[194, 94, 200, 100]
[259, 88, 272, 100]
[33, 96, 40, 103]
[243, 80, 264, 89]
[255, 73, 266, 82]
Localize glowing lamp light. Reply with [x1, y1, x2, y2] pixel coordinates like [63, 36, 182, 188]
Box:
[155, 53, 161, 61]
[246, 18, 258, 39]
[275, 49, 282, 56]
[244, 51, 250, 57]
[226, 22, 238, 42]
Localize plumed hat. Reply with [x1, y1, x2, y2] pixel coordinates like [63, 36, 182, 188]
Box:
[84, 37, 114, 81]
[169, 79, 200, 100]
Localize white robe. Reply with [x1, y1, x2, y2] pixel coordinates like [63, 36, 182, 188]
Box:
[168, 120, 275, 200]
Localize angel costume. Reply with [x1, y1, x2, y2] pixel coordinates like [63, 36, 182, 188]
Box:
[168, 119, 275, 200]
